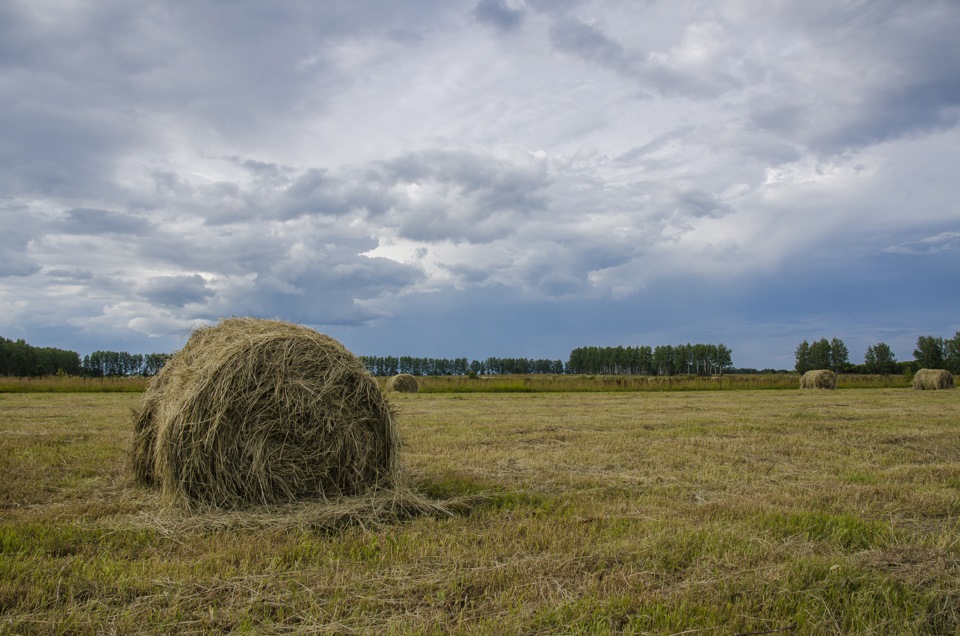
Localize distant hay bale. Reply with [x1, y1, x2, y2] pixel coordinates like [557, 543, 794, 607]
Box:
[799, 369, 837, 390]
[386, 373, 419, 393]
[913, 368, 955, 390]
[131, 317, 399, 508]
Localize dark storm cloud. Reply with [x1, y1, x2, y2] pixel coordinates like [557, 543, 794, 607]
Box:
[234, 158, 293, 188]
[473, 0, 526, 32]
[815, 80, 960, 154]
[615, 128, 692, 164]
[368, 148, 551, 243]
[671, 188, 731, 220]
[279, 169, 350, 218]
[125, 0, 463, 138]
[171, 161, 394, 224]
[57, 208, 152, 235]
[150, 170, 196, 197]
[751, 80, 960, 158]
[139, 274, 214, 308]
[746, 1, 960, 156]
[548, 15, 742, 98]
[123, 206, 427, 328]
[0, 231, 40, 277]
[549, 18, 636, 77]
[0, 3, 170, 199]
[0, 102, 137, 199]
[276, 169, 392, 220]
[0, 1, 459, 202]
[223, 252, 424, 327]
[46, 268, 95, 281]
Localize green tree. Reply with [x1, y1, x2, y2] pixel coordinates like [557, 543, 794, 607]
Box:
[808, 339, 832, 371]
[944, 331, 960, 374]
[9, 339, 39, 377]
[795, 340, 811, 373]
[829, 337, 850, 373]
[653, 345, 674, 376]
[637, 346, 653, 375]
[913, 336, 945, 369]
[713, 344, 732, 375]
[143, 353, 169, 376]
[864, 342, 897, 375]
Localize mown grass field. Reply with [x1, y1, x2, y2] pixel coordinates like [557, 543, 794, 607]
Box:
[1, 388, 958, 634]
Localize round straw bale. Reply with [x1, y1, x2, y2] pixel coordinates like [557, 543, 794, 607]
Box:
[386, 373, 419, 393]
[912, 368, 955, 390]
[131, 317, 399, 507]
[799, 369, 837, 389]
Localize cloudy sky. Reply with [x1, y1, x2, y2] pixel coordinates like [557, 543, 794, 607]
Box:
[2, 0, 958, 370]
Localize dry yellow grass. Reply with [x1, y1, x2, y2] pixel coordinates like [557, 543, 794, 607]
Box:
[2, 389, 959, 634]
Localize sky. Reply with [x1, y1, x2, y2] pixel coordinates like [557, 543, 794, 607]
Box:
[1, 0, 959, 370]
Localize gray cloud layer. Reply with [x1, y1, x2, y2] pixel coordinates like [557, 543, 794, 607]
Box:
[1, 0, 958, 366]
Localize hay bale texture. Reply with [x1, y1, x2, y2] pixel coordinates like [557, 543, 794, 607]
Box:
[386, 373, 419, 393]
[913, 368, 955, 390]
[799, 369, 837, 389]
[132, 318, 399, 507]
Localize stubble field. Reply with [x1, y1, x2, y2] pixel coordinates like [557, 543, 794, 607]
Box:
[1, 388, 958, 634]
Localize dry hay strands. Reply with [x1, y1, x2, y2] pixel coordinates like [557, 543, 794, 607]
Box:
[127, 487, 468, 535]
[386, 373, 419, 393]
[130, 317, 443, 518]
[913, 368, 955, 390]
[799, 369, 837, 389]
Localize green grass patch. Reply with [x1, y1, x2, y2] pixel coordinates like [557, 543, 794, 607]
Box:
[759, 510, 897, 550]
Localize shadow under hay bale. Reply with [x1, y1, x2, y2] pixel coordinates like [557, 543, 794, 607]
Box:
[799, 369, 837, 389]
[386, 373, 419, 393]
[131, 317, 432, 511]
[913, 368, 955, 390]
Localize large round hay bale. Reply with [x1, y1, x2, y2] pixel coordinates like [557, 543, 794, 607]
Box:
[913, 368, 955, 390]
[386, 373, 419, 393]
[131, 317, 399, 507]
[799, 369, 837, 389]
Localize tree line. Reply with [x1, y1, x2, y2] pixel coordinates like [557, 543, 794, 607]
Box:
[0, 337, 169, 378]
[2, 336, 733, 379]
[359, 356, 565, 377]
[361, 344, 733, 377]
[565, 344, 733, 376]
[81, 351, 169, 377]
[795, 332, 960, 375]
[0, 337, 83, 377]
[6, 331, 958, 379]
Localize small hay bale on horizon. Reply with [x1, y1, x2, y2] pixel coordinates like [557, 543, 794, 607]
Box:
[799, 369, 837, 390]
[131, 317, 400, 508]
[913, 368, 955, 390]
[386, 373, 419, 393]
